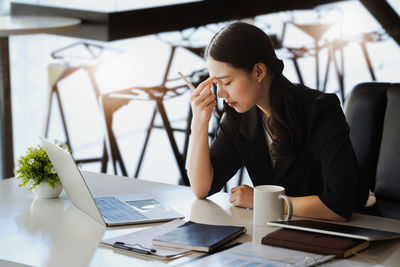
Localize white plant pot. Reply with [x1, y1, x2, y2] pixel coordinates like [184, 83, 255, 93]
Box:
[32, 182, 63, 199]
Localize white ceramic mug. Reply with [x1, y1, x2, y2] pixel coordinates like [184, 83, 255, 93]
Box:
[253, 185, 293, 226]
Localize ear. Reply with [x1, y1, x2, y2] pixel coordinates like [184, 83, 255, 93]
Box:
[253, 63, 267, 83]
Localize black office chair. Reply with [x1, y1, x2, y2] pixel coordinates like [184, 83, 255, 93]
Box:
[344, 82, 400, 219]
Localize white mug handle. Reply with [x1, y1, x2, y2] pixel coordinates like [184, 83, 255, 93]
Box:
[279, 194, 293, 221]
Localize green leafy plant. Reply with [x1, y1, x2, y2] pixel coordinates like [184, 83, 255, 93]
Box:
[16, 145, 61, 190]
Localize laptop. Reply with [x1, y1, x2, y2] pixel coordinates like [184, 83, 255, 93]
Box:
[40, 136, 184, 226]
[267, 219, 400, 241]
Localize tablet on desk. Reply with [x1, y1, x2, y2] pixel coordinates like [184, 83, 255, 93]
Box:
[267, 219, 400, 241]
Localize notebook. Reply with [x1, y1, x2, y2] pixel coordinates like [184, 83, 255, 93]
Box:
[40, 136, 184, 226]
[262, 228, 369, 258]
[152, 221, 247, 252]
[267, 219, 400, 241]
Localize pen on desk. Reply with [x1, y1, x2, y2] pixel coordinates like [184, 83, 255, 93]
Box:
[112, 241, 156, 255]
[178, 71, 220, 119]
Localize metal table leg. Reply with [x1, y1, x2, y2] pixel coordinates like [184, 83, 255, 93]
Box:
[0, 36, 14, 179]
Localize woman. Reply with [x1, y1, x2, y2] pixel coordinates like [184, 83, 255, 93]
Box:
[187, 22, 369, 221]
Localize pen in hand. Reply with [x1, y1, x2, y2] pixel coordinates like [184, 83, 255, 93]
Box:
[178, 71, 220, 119]
[178, 71, 197, 91]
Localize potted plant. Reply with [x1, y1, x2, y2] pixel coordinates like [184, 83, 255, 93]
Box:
[16, 144, 64, 198]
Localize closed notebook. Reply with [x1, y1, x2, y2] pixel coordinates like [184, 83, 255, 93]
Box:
[152, 221, 246, 252]
[261, 228, 369, 258]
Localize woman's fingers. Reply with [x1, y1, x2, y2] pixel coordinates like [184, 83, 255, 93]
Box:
[193, 93, 214, 107]
[229, 185, 254, 208]
[193, 87, 216, 107]
[199, 85, 213, 99]
[231, 186, 239, 193]
[231, 185, 249, 193]
[193, 76, 215, 95]
[207, 76, 216, 89]
[190, 76, 216, 123]
[199, 76, 215, 88]
[190, 85, 212, 102]
[229, 192, 236, 203]
[199, 91, 216, 106]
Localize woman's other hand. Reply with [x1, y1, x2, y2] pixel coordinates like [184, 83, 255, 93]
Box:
[190, 76, 216, 126]
[230, 185, 254, 208]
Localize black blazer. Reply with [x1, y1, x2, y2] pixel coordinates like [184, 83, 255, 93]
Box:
[207, 77, 369, 219]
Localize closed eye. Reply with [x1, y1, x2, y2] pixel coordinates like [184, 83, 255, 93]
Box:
[224, 81, 231, 86]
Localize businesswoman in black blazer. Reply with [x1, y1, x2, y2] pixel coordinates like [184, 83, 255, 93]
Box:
[187, 22, 369, 221]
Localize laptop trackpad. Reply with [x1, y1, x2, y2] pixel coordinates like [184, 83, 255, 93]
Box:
[126, 199, 171, 213]
[116, 194, 175, 218]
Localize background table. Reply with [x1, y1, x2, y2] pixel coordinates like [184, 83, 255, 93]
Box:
[0, 15, 80, 179]
[1, 171, 399, 266]
[11, 0, 341, 42]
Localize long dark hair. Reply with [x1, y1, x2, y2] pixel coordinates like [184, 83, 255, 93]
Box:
[205, 22, 298, 158]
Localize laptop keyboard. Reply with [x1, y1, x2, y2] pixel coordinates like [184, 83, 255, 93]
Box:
[95, 197, 148, 222]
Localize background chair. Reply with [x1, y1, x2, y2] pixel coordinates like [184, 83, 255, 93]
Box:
[322, 30, 389, 103]
[132, 27, 212, 181]
[100, 26, 228, 186]
[344, 82, 400, 219]
[255, 10, 340, 97]
[101, 70, 216, 186]
[101, 83, 189, 182]
[44, 42, 122, 171]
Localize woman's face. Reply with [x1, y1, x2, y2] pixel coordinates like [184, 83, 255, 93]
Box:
[207, 57, 265, 113]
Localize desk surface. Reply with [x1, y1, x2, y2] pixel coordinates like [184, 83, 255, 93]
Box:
[1, 171, 399, 267]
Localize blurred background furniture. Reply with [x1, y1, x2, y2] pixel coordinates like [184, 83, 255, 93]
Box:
[288, 22, 335, 91]
[0, 15, 80, 179]
[256, 9, 342, 98]
[101, 82, 188, 180]
[136, 27, 210, 180]
[323, 30, 390, 103]
[258, 5, 394, 104]
[44, 41, 123, 172]
[255, 17, 311, 87]
[100, 25, 230, 186]
[11, 0, 346, 42]
[345, 82, 400, 219]
[101, 69, 214, 185]
[100, 25, 210, 185]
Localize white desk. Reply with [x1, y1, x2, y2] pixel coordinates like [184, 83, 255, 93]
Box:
[1, 171, 399, 266]
[0, 15, 80, 179]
